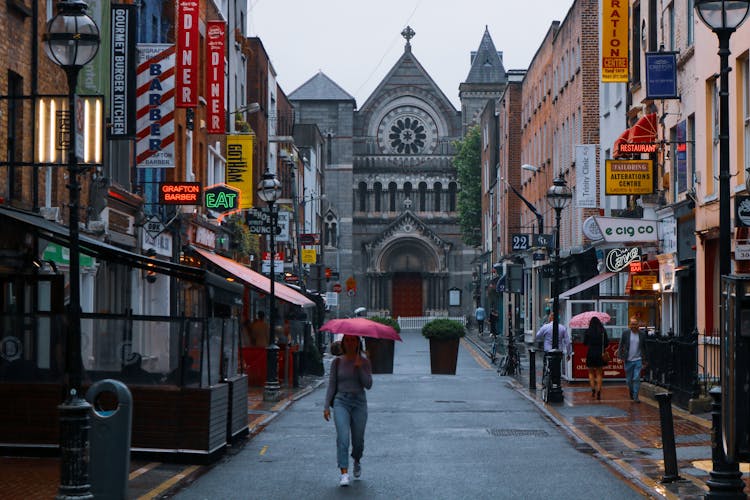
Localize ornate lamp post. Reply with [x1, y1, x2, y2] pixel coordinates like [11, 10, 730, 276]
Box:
[258, 169, 282, 401]
[694, 1, 750, 497]
[43, 1, 100, 497]
[545, 177, 571, 403]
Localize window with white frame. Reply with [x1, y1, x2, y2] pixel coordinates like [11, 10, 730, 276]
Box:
[712, 78, 720, 196]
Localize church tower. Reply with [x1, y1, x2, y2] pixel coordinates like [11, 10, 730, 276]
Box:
[459, 27, 508, 134]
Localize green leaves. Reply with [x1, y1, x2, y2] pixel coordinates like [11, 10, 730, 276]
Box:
[421, 318, 466, 340]
[453, 125, 482, 247]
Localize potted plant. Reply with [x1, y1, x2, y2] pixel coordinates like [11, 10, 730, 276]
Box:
[422, 318, 466, 375]
[365, 316, 400, 374]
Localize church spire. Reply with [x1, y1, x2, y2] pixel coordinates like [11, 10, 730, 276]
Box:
[401, 25, 415, 53]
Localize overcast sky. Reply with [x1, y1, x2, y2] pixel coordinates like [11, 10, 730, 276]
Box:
[247, 0, 576, 109]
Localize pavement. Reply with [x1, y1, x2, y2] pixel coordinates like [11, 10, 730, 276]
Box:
[1, 329, 748, 499]
[463, 328, 750, 499]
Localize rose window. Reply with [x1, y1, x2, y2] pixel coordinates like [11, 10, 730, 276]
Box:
[377, 106, 438, 155]
[389, 117, 426, 153]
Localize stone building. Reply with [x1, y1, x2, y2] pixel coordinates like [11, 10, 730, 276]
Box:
[291, 27, 510, 318]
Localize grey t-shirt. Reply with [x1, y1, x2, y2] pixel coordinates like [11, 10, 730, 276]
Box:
[324, 356, 373, 409]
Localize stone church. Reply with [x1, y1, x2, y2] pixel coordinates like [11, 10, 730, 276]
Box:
[290, 27, 506, 318]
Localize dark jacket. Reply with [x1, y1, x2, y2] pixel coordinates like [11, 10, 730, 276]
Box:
[617, 328, 648, 361]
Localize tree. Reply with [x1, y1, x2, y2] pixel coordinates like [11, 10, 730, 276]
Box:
[453, 125, 482, 247]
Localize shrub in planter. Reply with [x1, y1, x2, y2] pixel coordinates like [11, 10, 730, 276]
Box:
[364, 316, 401, 374]
[421, 319, 465, 374]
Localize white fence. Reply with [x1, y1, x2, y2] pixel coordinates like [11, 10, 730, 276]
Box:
[397, 316, 467, 331]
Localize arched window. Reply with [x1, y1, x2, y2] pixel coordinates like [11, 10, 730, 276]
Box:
[374, 182, 382, 212]
[358, 182, 367, 212]
[418, 182, 427, 211]
[324, 211, 338, 247]
[389, 182, 397, 211]
[448, 182, 457, 211]
[404, 182, 412, 207]
[434, 182, 442, 211]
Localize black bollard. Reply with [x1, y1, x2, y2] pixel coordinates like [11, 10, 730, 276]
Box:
[655, 392, 681, 483]
[706, 387, 746, 499]
[528, 347, 536, 390]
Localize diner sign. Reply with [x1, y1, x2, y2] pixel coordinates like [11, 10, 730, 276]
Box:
[205, 21, 226, 133]
[176, 0, 199, 108]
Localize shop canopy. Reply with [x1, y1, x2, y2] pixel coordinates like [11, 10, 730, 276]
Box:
[613, 113, 658, 157]
[560, 272, 616, 300]
[194, 247, 315, 308]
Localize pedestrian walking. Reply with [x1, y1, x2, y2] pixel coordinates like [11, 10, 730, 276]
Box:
[248, 311, 270, 347]
[583, 316, 608, 400]
[535, 312, 572, 359]
[475, 305, 486, 336]
[489, 308, 499, 336]
[617, 317, 648, 402]
[323, 334, 373, 487]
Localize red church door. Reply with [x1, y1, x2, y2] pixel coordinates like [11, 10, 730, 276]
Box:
[391, 272, 423, 317]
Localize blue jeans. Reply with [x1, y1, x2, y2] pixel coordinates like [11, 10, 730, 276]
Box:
[624, 359, 643, 399]
[333, 392, 368, 469]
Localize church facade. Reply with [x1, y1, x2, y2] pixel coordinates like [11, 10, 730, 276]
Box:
[290, 27, 507, 318]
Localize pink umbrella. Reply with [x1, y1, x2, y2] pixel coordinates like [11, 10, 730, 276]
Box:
[319, 317, 403, 341]
[568, 311, 611, 328]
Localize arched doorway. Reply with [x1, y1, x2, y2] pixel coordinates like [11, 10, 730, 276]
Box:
[392, 272, 422, 317]
[379, 238, 437, 317]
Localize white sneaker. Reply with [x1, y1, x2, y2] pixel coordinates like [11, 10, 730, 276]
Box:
[339, 473, 350, 487]
[353, 461, 361, 478]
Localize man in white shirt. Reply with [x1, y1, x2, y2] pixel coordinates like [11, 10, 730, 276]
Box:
[535, 312, 572, 359]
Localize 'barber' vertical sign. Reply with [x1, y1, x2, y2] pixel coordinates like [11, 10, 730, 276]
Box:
[109, 4, 137, 138]
[176, 0, 199, 108]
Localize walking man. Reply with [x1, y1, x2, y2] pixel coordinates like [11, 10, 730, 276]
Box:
[475, 305, 486, 336]
[535, 312, 572, 359]
[617, 317, 648, 402]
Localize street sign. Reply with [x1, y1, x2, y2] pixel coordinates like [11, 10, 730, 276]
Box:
[246, 207, 279, 234]
[511, 233, 531, 251]
[300, 233, 320, 245]
[736, 243, 750, 260]
[333, 283, 342, 293]
[325, 292, 338, 307]
[533, 233, 554, 249]
[301, 249, 316, 264]
[144, 215, 165, 239]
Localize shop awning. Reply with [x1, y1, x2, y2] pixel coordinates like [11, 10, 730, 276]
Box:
[612, 129, 630, 159]
[628, 113, 658, 144]
[560, 272, 616, 299]
[0, 206, 203, 281]
[613, 113, 659, 157]
[194, 248, 315, 308]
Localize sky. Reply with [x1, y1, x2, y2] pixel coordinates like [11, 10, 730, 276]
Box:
[247, 0, 576, 109]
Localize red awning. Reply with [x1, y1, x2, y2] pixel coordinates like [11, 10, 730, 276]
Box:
[194, 248, 315, 308]
[628, 113, 658, 143]
[613, 129, 630, 158]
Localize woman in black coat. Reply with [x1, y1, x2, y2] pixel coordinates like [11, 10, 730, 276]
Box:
[583, 316, 608, 400]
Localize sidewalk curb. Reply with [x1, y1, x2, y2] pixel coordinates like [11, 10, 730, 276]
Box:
[248, 379, 325, 436]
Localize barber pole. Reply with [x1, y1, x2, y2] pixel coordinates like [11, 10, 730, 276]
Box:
[176, 0, 199, 108]
[206, 21, 225, 134]
[136, 44, 175, 168]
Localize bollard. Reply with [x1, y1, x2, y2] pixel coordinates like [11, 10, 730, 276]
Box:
[86, 379, 132, 500]
[528, 347, 536, 390]
[655, 392, 681, 483]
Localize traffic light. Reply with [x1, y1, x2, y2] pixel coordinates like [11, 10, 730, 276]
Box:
[325, 267, 332, 280]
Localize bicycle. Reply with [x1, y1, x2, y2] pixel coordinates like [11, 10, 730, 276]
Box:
[498, 331, 522, 376]
[540, 353, 551, 402]
[489, 332, 499, 363]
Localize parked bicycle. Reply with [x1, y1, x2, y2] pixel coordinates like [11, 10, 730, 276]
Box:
[498, 330, 522, 376]
[489, 332, 499, 363]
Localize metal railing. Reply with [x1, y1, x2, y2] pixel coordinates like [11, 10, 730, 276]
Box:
[397, 316, 467, 331]
[643, 329, 701, 408]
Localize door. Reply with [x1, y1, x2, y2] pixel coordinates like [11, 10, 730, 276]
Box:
[391, 272, 422, 317]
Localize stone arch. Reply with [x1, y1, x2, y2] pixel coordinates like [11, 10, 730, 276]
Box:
[376, 236, 439, 274]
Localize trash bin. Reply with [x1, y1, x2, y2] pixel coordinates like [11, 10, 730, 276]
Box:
[86, 379, 132, 500]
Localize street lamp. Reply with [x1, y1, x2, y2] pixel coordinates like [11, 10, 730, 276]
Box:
[545, 176, 571, 403]
[258, 169, 282, 401]
[694, 1, 750, 496]
[43, 1, 100, 496]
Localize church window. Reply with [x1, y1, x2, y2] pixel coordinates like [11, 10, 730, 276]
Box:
[418, 182, 427, 211]
[434, 182, 442, 211]
[374, 182, 382, 212]
[448, 183, 457, 211]
[324, 212, 338, 248]
[358, 182, 367, 212]
[389, 182, 397, 211]
[404, 182, 412, 201]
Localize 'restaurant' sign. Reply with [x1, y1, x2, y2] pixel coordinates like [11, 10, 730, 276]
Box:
[605, 159, 654, 195]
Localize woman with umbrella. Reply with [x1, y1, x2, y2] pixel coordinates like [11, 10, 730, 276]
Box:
[323, 334, 373, 487]
[582, 315, 609, 400]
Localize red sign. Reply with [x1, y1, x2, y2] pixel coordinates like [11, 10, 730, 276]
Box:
[333, 284, 342, 293]
[176, 0, 199, 108]
[205, 21, 225, 133]
[160, 182, 201, 205]
[571, 341, 625, 380]
[262, 252, 284, 261]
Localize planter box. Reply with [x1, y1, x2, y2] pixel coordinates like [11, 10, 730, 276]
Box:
[428, 338, 460, 375]
[365, 338, 395, 374]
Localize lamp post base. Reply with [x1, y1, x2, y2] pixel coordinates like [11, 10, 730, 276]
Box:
[57, 391, 93, 499]
[546, 350, 564, 403]
[706, 387, 745, 499]
[263, 344, 281, 402]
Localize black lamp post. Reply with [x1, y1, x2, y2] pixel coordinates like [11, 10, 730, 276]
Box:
[43, 1, 100, 497]
[545, 177, 571, 403]
[258, 169, 282, 401]
[694, 1, 750, 497]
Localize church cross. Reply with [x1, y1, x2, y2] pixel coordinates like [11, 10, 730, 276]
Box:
[401, 26, 415, 50]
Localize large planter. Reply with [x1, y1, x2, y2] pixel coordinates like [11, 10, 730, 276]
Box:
[429, 338, 460, 375]
[365, 338, 395, 374]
